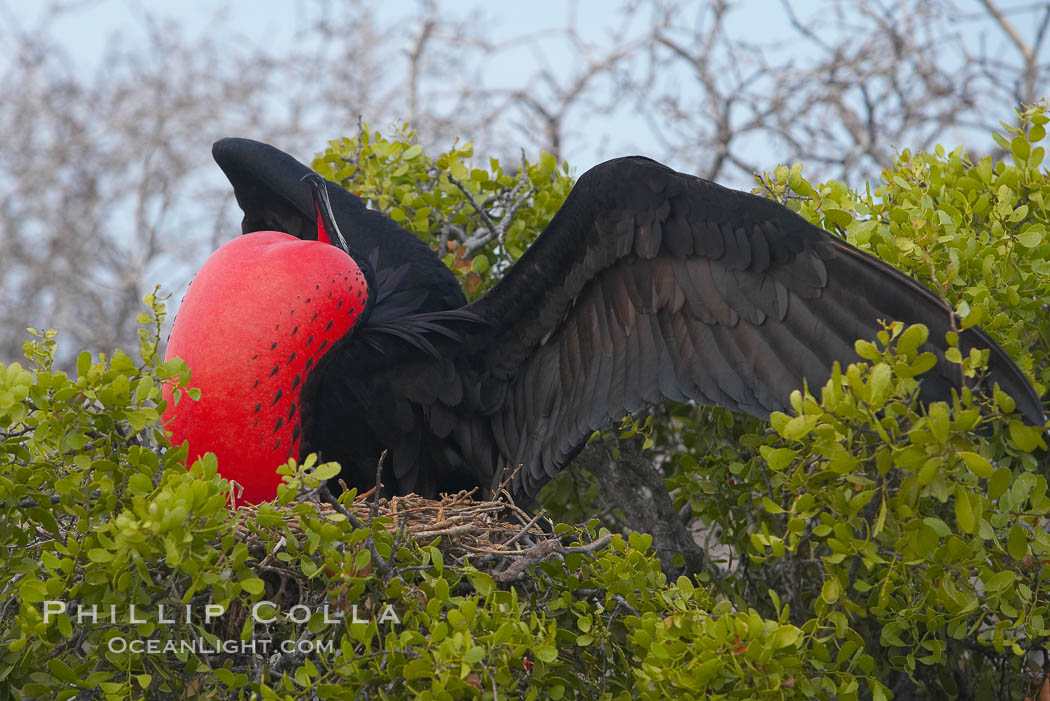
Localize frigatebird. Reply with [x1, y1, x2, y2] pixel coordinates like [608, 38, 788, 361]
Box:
[162, 138, 1045, 505]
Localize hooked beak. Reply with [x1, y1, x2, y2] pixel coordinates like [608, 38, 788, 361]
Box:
[301, 172, 352, 254]
[300, 172, 379, 320]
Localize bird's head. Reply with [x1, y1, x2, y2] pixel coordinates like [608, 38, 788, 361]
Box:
[161, 177, 368, 504]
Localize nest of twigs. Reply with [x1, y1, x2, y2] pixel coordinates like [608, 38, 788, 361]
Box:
[238, 487, 551, 555]
[231, 482, 610, 586]
[341, 488, 554, 555]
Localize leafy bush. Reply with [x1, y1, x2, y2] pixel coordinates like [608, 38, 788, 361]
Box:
[666, 102, 1050, 698]
[0, 300, 809, 698]
[3, 106, 1049, 698]
[312, 124, 573, 297]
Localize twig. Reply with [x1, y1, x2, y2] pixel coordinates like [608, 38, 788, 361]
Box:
[371, 450, 387, 521]
[412, 523, 479, 539]
[318, 483, 366, 530]
[259, 536, 286, 568]
[493, 533, 612, 584]
[316, 482, 394, 580]
[463, 176, 535, 257]
[502, 509, 546, 548]
[493, 464, 523, 501]
[438, 167, 501, 236]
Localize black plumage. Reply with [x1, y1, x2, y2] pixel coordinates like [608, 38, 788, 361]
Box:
[212, 138, 1045, 504]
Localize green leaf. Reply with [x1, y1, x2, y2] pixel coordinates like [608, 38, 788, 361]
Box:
[65, 432, 90, 451]
[57, 613, 73, 638]
[995, 389, 1017, 414]
[761, 497, 785, 514]
[310, 462, 341, 481]
[1031, 146, 1045, 168]
[873, 497, 887, 537]
[869, 362, 892, 403]
[760, 446, 798, 470]
[780, 414, 819, 441]
[854, 339, 880, 360]
[1007, 524, 1028, 560]
[896, 324, 928, 355]
[241, 577, 265, 596]
[918, 456, 942, 486]
[1012, 135, 1030, 160]
[19, 578, 47, 603]
[87, 548, 114, 563]
[771, 625, 801, 649]
[471, 254, 490, 273]
[927, 403, 950, 444]
[821, 578, 841, 605]
[695, 657, 723, 684]
[539, 151, 556, 173]
[535, 645, 558, 662]
[954, 485, 975, 535]
[983, 569, 1017, 592]
[47, 658, 77, 683]
[493, 622, 516, 645]
[1009, 420, 1044, 452]
[910, 352, 937, 375]
[468, 571, 494, 597]
[128, 472, 154, 495]
[428, 545, 444, 574]
[403, 659, 433, 680]
[1017, 228, 1043, 248]
[957, 451, 993, 479]
[629, 531, 654, 552]
[989, 468, 1013, 500]
[922, 517, 951, 537]
[76, 350, 92, 377]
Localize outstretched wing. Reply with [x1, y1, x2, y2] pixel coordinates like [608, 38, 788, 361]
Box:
[212, 138, 466, 314]
[465, 156, 1044, 501]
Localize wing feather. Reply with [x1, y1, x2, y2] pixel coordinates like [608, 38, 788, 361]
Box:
[464, 156, 1043, 502]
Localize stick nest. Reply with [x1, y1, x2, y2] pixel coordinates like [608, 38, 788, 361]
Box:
[231, 485, 610, 585]
[303, 488, 548, 555]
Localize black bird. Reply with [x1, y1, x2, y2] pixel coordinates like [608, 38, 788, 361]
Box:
[162, 137, 1045, 505]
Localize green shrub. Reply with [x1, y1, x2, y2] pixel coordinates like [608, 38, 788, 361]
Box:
[3, 104, 1049, 698]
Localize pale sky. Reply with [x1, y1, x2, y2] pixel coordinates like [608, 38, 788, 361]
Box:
[2, 0, 1037, 172]
[1, 0, 802, 172]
